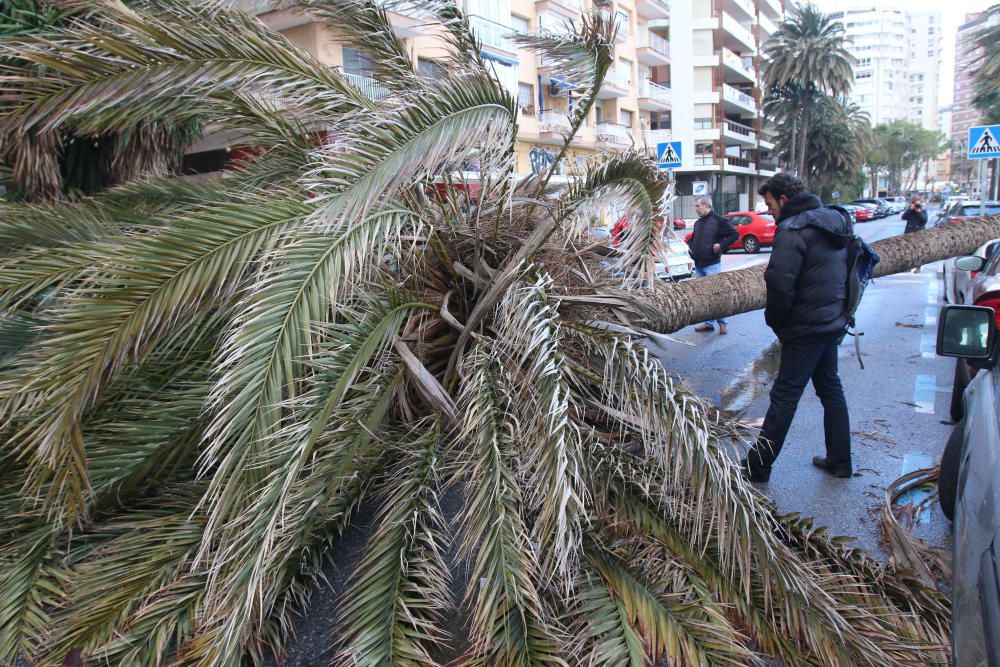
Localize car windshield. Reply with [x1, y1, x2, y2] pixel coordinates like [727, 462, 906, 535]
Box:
[759, 214, 774, 221]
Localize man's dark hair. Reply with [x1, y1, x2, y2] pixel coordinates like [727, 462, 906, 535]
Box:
[758, 173, 805, 200]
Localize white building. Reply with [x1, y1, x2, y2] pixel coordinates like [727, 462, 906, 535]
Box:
[829, 6, 942, 131]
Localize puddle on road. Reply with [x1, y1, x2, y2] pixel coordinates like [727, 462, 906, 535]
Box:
[719, 340, 782, 415]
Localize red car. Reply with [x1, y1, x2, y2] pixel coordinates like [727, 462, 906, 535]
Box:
[684, 211, 776, 253]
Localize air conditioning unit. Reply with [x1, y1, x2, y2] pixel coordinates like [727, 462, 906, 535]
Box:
[548, 82, 564, 97]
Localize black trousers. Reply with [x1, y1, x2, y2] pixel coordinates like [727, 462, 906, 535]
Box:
[747, 334, 851, 472]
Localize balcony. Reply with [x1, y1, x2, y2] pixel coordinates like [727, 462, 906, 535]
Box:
[342, 72, 390, 101]
[723, 120, 756, 145]
[538, 109, 572, 135]
[595, 121, 632, 150]
[641, 128, 672, 156]
[469, 16, 517, 54]
[721, 12, 756, 53]
[535, 0, 583, 19]
[758, 137, 775, 151]
[598, 69, 631, 99]
[721, 47, 755, 83]
[724, 155, 757, 174]
[758, 14, 778, 37]
[722, 83, 757, 116]
[761, 0, 783, 20]
[637, 79, 672, 110]
[635, 0, 670, 20]
[636, 31, 670, 66]
[725, 0, 756, 22]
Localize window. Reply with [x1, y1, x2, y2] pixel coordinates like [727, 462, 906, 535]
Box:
[856, 70, 872, 79]
[417, 57, 446, 80]
[928, 49, 934, 57]
[343, 47, 378, 76]
[857, 57, 871, 68]
[618, 58, 633, 85]
[517, 83, 534, 114]
[615, 9, 629, 35]
[619, 109, 633, 128]
[509, 14, 529, 33]
[928, 27, 934, 34]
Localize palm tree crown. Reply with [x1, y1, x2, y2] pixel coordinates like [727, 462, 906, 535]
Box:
[0, 1, 948, 665]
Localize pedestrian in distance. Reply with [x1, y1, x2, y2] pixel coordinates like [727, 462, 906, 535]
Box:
[687, 195, 739, 334]
[901, 195, 928, 274]
[741, 173, 854, 483]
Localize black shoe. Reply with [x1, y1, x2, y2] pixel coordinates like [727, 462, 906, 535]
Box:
[811, 456, 853, 478]
[740, 458, 771, 483]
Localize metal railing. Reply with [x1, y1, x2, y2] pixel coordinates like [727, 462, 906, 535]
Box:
[595, 121, 631, 143]
[725, 120, 756, 140]
[642, 31, 670, 56]
[638, 79, 672, 105]
[342, 72, 390, 101]
[722, 83, 756, 110]
[538, 109, 572, 133]
[693, 154, 717, 166]
[469, 16, 516, 51]
[725, 155, 755, 169]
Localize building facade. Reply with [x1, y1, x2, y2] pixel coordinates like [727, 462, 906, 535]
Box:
[209, 0, 786, 217]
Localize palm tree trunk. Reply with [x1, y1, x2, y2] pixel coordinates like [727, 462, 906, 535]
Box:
[796, 110, 810, 182]
[623, 216, 1000, 334]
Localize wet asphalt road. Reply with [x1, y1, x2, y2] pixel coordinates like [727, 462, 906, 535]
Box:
[655, 208, 955, 558]
[277, 210, 956, 664]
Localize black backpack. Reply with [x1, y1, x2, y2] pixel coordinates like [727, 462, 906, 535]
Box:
[829, 206, 881, 368]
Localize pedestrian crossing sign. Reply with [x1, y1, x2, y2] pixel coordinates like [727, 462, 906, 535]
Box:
[657, 141, 682, 169]
[968, 125, 1000, 159]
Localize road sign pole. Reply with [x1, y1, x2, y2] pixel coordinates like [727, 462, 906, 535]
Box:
[980, 160, 987, 216]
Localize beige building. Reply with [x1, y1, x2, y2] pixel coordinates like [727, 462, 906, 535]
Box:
[951, 11, 987, 191]
[206, 0, 785, 215]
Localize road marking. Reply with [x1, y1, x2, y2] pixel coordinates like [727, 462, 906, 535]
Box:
[896, 452, 936, 525]
[924, 305, 937, 327]
[912, 375, 937, 413]
[920, 334, 936, 358]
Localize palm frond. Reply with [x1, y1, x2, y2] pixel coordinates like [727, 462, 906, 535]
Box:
[0, 0, 367, 140]
[0, 189, 310, 523]
[494, 276, 587, 585]
[0, 521, 62, 663]
[454, 347, 566, 666]
[335, 419, 450, 666]
[567, 563, 646, 667]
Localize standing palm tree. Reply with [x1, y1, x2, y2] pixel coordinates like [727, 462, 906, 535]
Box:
[762, 2, 855, 182]
[0, 1, 957, 665]
[806, 96, 872, 193]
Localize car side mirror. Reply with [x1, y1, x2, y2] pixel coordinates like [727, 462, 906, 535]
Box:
[955, 255, 986, 272]
[937, 305, 995, 359]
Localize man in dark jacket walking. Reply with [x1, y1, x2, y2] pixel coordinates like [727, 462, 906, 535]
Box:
[688, 196, 739, 334]
[742, 173, 853, 483]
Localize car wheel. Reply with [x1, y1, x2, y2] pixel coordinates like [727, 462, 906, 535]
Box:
[950, 358, 970, 422]
[742, 235, 760, 253]
[939, 418, 965, 521]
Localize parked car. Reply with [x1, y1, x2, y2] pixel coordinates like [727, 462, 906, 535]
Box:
[883, 196, 907, 213]
[656, 231, 695, 281]
[945, 246, 1000, 422]
[851, 202, 881, 220]
[851, 198, 891, 218]
[840, 203, 873, 222]
[936, 200, 1000, 226]
[935, 298, 1000, 667]
[683, 211, 776, 254]
[944, 238, 1000, 305]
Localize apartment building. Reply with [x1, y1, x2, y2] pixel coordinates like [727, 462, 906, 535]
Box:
[211, 0, 784, 214]
[952, 13, 987, 154]
[829, 6, 942, 131]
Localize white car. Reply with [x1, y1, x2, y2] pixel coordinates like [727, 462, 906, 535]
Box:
[944, 238, 1000, 306]
[655, 234, 695, 282]
[883, 196, 907, 213]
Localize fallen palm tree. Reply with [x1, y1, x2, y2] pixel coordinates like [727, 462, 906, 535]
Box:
[0, 1, 971, 664]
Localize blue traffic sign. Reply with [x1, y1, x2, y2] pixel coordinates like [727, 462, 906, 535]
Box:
[968, 125, 1000, 159]
[657, 141, 682, 169]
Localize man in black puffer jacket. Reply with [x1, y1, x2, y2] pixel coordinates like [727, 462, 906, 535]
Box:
[742, 173, 853, 483]
[688, 196, 739, 333]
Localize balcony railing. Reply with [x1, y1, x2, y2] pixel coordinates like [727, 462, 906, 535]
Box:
[342, 72, 390, 101]
[725, 120, 756, 141]
[693, 154, 717, 166]
[469, 16, 516, 52]
[759, 14, 778, 36]
[635, 0, 670, 19]
[725, 155, 755, 169]
[595, 121, 631, 143]
[728, 0, 756, 20]
[642, 31, 670, 57]
[638, 79, 672, 106]
[722, 48, 755, 79]
[642, 128, 672, 154]
[722, 83, 756, 111]
[538, 109, 572, 133]
[604, 68, 632, 89]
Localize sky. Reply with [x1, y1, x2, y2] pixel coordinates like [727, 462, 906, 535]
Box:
[811, 0, 994, 106]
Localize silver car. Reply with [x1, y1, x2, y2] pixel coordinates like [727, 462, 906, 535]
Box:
[936, 293, 1000, 667]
